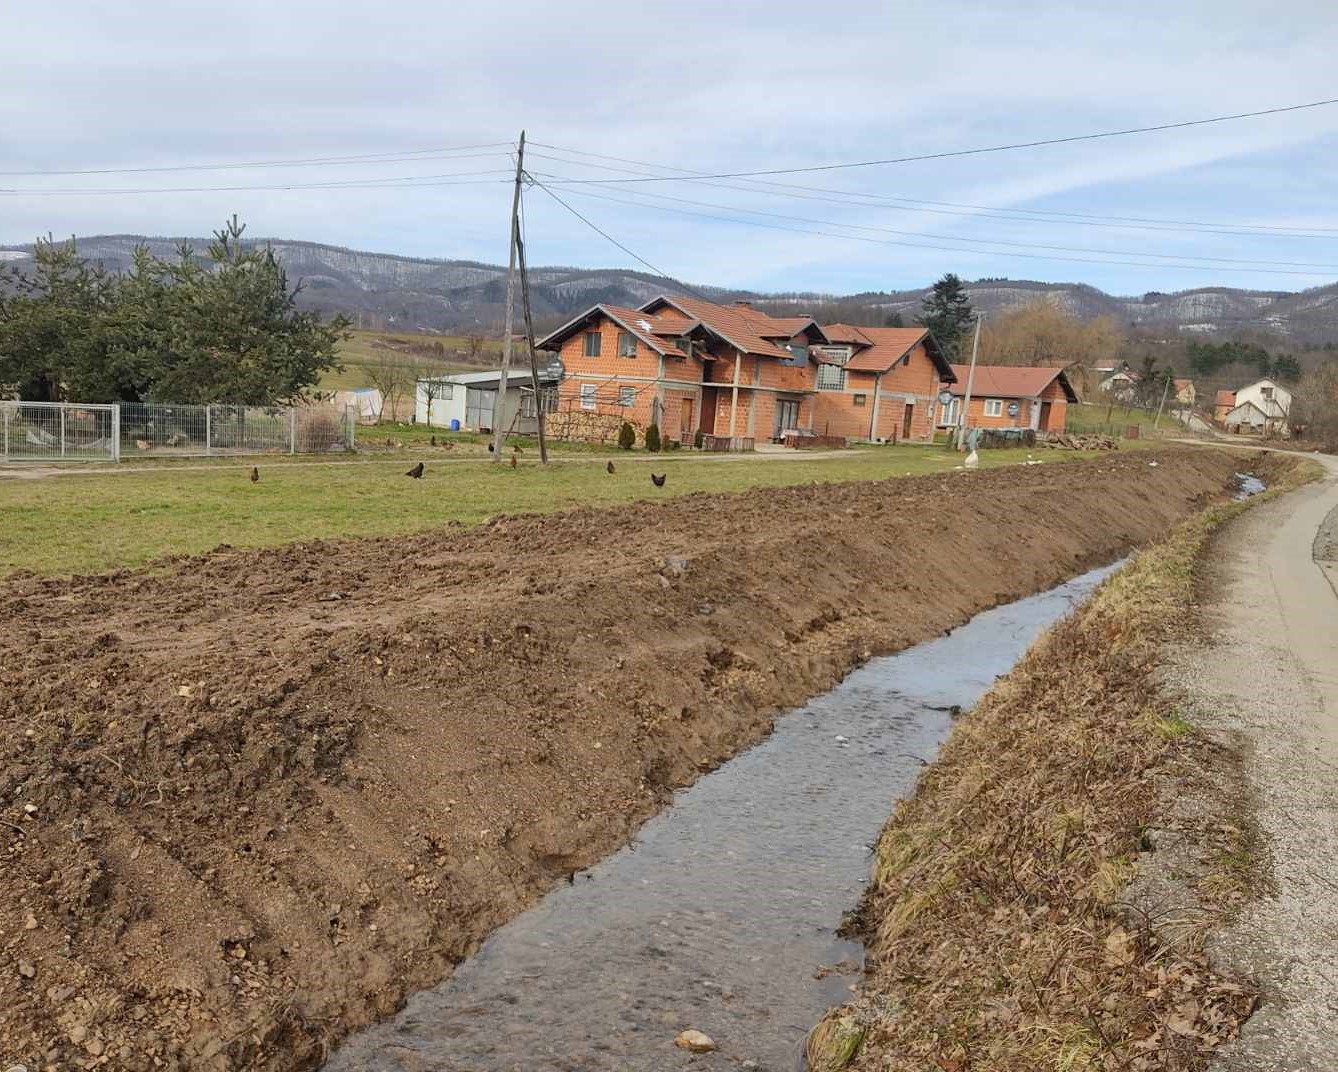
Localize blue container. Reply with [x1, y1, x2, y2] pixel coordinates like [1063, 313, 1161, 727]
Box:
[450, 419, 460, 431]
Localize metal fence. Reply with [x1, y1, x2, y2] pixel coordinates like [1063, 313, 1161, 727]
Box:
[0, 401, 355, 463]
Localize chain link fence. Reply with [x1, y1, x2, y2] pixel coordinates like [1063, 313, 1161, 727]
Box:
[1, 401, 355, 463]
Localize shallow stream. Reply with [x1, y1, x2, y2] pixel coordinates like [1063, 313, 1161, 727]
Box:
[326, 563, 1119, 1072]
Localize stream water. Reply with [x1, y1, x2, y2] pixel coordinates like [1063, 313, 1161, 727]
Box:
[326, 563, 1120, 1072]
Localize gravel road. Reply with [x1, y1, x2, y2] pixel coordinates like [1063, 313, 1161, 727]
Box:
[1169, 453, 1338, 1069]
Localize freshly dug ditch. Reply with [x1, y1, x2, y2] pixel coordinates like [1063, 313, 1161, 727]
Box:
[0, 449, 1244, 1071]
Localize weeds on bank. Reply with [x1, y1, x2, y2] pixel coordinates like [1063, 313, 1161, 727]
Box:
[807, 457, 1322, 1072]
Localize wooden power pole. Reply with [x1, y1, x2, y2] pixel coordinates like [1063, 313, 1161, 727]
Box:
[515, 221, 549, 463]
[490, 131, 526, 461]
[956, 313, 984, 451]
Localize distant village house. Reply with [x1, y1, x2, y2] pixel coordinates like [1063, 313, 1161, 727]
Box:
[938, 365, 1078, 434]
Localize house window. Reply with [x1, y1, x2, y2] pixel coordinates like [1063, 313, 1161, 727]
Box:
[1260, 386, 1274, 400]
[674, 336, 693, 355]
[853, 393, 867, 407]
[618, 386, 635, 408]
[584, 331, 602, 357]
[816, 363, 847, 391]
[618, 332, 637, 358]
[519, 388, 558, 418]
[983, 399, 1004, 417]
[580, 384, 597, 410]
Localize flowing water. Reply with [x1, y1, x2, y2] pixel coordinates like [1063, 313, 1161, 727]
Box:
[326, 563, 1120, 1072]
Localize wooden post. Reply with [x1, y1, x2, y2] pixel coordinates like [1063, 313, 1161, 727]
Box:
[1153, 372, 1172, 430]
[956, 314, 983, 451]
[491, 131, 525, 462]
[515, 217, 549, 464]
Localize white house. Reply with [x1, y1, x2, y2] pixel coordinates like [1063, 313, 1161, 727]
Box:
[415, 368, 560, 434]
[1225, 378, 1292, 436]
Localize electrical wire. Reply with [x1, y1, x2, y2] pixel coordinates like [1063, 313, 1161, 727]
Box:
[529, 146, 1338, 241]
[0, 170, 516, 196]
[0, 142, 517, 177]
[541, 182, 1337, 278]
[530, 98, 1338, 183]
[526, 170, 1338, 271]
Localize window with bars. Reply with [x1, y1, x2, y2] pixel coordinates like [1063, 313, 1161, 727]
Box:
[816, 363, 847, 391]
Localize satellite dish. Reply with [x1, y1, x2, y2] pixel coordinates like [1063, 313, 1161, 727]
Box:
[938, 389, 953, 405]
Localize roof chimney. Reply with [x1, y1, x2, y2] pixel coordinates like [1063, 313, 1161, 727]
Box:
[732, 300, 752, 308]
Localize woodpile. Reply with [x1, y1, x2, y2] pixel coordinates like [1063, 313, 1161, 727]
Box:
[1040, 433, 1119, 451]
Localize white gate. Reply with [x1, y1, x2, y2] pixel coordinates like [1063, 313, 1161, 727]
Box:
[1, 402, 120, 463]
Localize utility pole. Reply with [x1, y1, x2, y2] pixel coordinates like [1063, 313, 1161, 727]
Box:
[956, 313, 984, 451]
[1153, 371, 1173, 430]
[515, 218, 549, 463]
[491, 131, 525, 461]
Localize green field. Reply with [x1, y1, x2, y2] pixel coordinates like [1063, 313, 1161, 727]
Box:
[1068, 401, 1176, 437]
[321, 329, 501, 396]
[0, 443, 1113, 576]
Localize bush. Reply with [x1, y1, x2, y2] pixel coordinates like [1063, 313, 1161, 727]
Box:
[693, 429, 705, 449]
[617, 421, 636, 450]
[644, 422, 661, 452]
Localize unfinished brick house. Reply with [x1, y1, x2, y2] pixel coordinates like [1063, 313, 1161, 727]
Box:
[938, 365, 1079, 434]
[537, 296, 953, 445]
[538, 296, 831, 445]
[814, 324, 955, 442]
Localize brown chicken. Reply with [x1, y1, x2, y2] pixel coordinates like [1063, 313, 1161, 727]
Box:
[250, 466, 259, 483]
[606, 461, 616, 475]
[406, 462, 424, 479]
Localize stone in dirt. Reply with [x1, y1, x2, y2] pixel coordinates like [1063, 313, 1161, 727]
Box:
[674, 1029, 717, 1053]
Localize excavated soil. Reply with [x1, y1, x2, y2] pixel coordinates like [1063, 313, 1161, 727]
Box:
[0, 449, 1242, 1071]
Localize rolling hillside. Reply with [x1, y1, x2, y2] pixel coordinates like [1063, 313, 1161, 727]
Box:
[4, 235, 1338, 342]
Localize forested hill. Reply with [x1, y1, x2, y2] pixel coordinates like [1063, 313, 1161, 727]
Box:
[4, 235, 1338, 342]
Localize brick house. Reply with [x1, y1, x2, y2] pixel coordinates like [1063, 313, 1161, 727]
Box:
[537, 296, 955, 446]
[538, 296, 830, 445]
[938, 365, 1078, 434]
[814, 324, 955, 442]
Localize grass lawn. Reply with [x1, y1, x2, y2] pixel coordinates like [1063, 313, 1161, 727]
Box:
[0, 443, 1115, 577]
[321, 330, 499, 393]
[1068, 401, 1177, 437]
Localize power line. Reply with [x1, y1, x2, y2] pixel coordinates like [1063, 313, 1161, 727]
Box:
[527, 178, 705, 294]
[529, 146, 1338, 241]
[530, 97, 1338, 183]
[527, 171, 1338, 270]
[0, 142, 517, 177]
[544, 182, 1336, 278]
[0, 170, 515, 196]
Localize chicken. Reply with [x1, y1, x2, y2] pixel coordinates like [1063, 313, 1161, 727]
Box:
[606, 461, 616, 475]
[510, 455, 518, 469]
[650, 472, 666, 487]
[430, 434, 437, 446]
[249, 466, 259, 483]
[406, 462, 425, 479]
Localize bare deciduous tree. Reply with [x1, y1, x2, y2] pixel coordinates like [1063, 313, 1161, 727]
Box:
[980, 298, 1124, 385]
[1291, 363, 1338, 446]
[361, 356, 413, 422]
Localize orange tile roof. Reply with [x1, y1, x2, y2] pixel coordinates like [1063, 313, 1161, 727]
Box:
[642, 296, 817, 358]
[1214, 389, 1236, 407]
[949, 364, 1078, 401]
[819, 323, 955, 380]
[820, 322, 872, 346]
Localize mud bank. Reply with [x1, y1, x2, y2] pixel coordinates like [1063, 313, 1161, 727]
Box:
[811, 452, 1311, 1072]
[0, 449, 1244, 1070]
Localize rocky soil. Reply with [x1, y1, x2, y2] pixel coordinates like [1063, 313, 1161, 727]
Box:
[0, 449, 1245, 1071]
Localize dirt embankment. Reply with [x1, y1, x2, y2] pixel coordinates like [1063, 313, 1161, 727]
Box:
[806, 452, 1312, 1072]
[0, 449, 1244, 1071]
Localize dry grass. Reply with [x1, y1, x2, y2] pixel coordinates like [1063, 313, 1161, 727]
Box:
[821, 456, 1322, 1071]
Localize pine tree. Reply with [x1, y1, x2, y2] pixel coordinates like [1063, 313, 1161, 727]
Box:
[883, 312, 905, 328]
[917, 273, 975, 358]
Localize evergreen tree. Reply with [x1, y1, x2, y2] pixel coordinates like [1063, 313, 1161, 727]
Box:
[916, 273, 975, 358]
[883, 312, 905, 328]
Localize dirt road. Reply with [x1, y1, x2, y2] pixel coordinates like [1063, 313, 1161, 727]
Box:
[1167, 452, 1338, 1068]
[0, 450, 1247, 1071]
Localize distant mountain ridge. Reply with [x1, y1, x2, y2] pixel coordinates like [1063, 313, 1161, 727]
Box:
[3, 234, 1337, 343]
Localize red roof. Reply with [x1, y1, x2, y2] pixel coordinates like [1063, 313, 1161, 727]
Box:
[949, 364, 1079, 402]
[821, 323, 956, 380]
[1214, 389, 1236, 407]
[642, 296, 820, 358]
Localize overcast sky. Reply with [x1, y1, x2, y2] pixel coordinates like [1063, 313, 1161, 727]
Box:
[4, 0, 1338, 297]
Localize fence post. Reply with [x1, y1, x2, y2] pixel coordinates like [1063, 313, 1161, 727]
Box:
[345, 404, 355, 451]
[289, 407, 297, 454]
[60, 404, 67, 459]
[111, 404, 121, 463]
[205, 405, 212, 455]
[2, 406, 8, 461]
